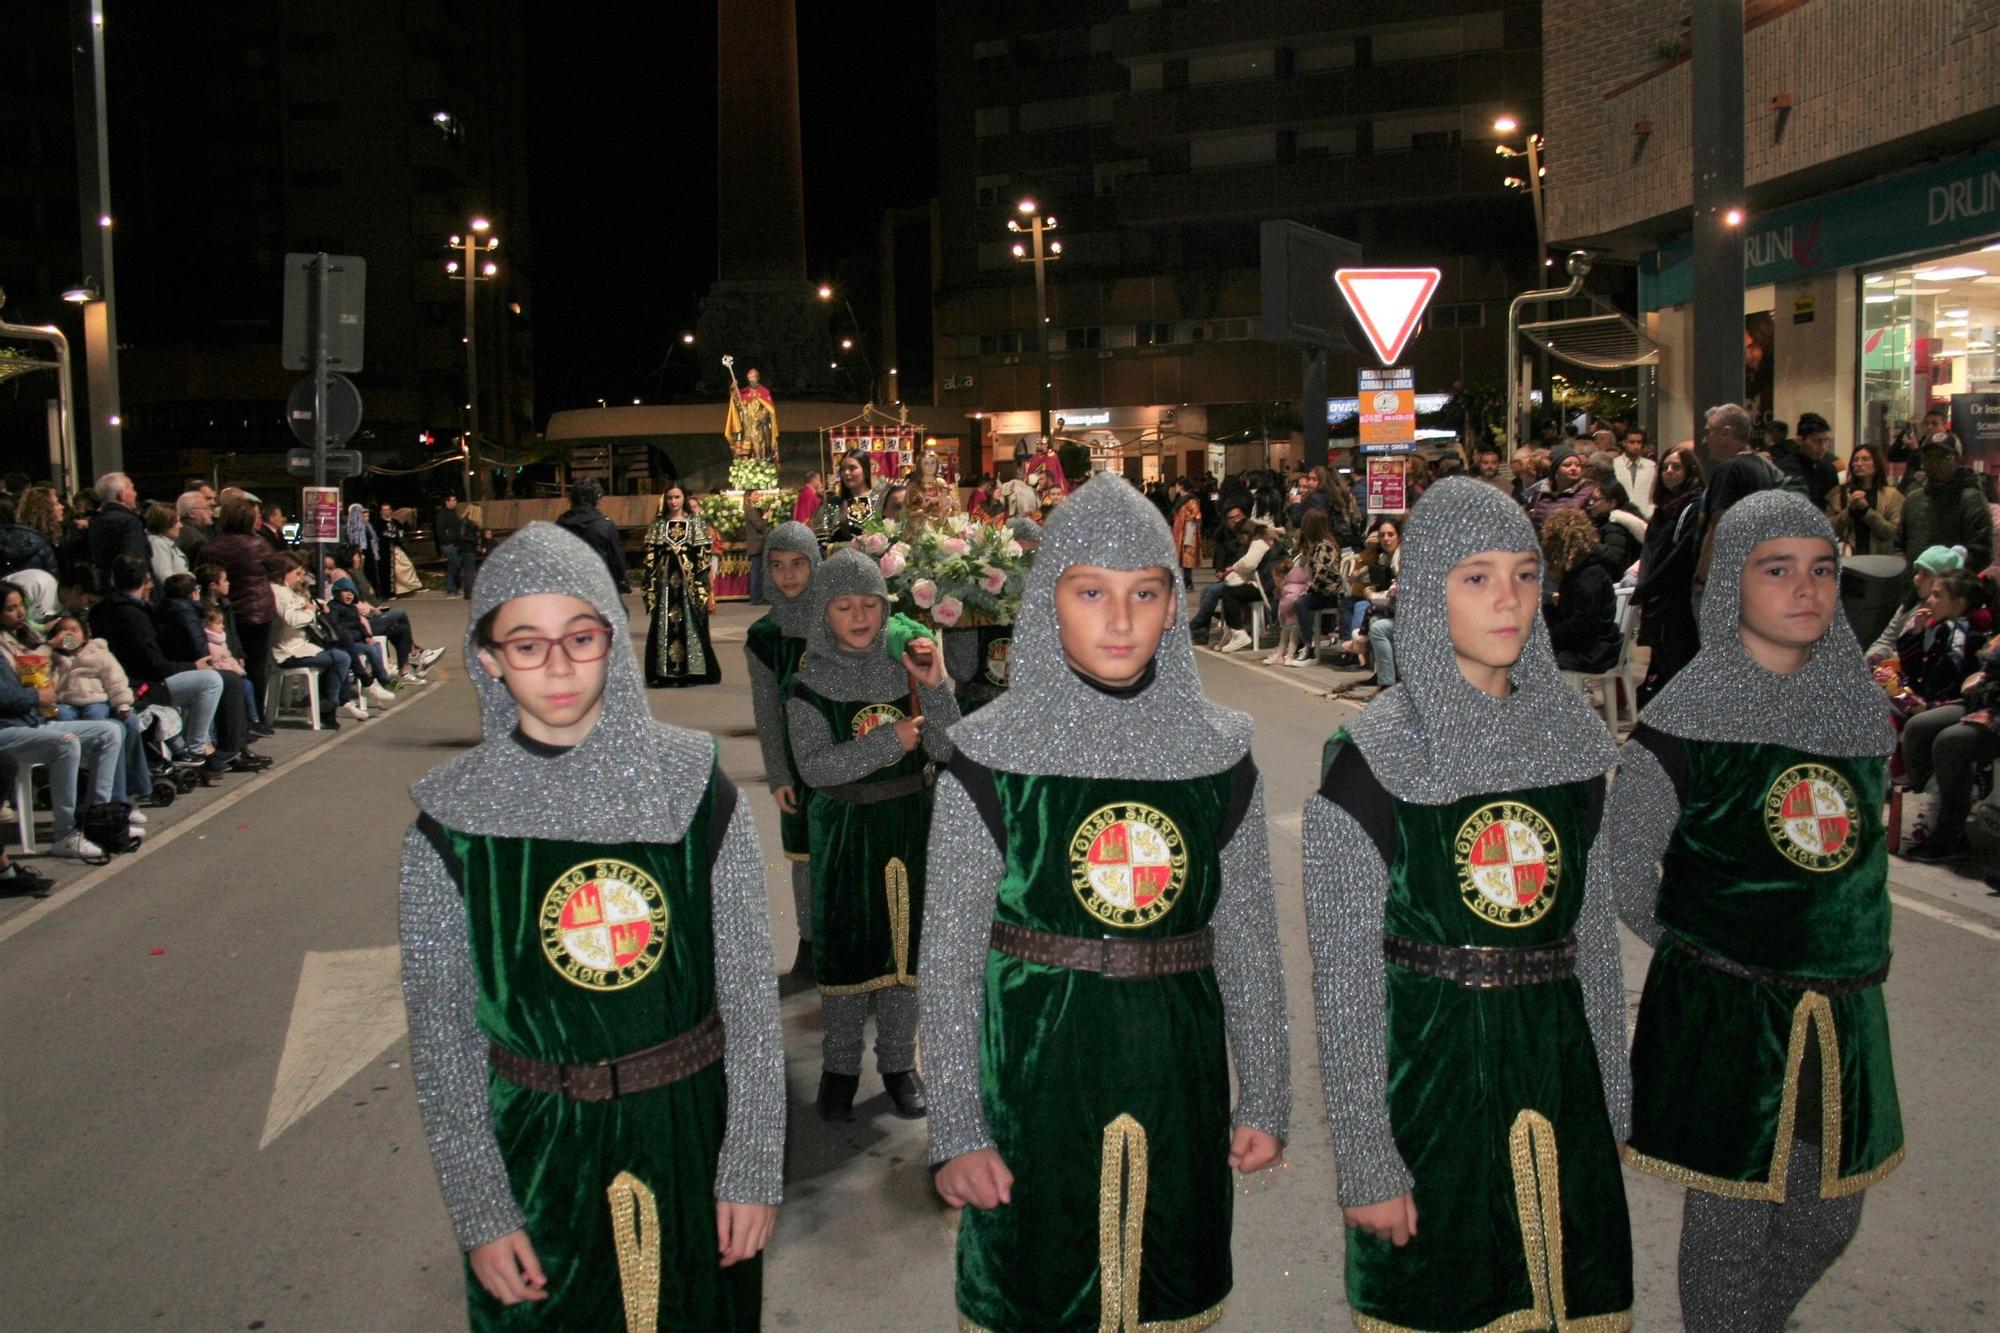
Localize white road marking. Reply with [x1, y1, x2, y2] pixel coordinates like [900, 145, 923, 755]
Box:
[260, 947, 407, 1149]
[0, 682, 453, 949]
[1889, 890, 2000, 943]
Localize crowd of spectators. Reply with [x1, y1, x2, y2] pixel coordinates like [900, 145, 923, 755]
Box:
[0, 471, 449, 893]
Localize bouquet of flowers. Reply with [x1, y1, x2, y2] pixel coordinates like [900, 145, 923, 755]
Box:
[698, 492, 747, 541]
[728, 457, 780, 493]
[856, 512, 1031, 628]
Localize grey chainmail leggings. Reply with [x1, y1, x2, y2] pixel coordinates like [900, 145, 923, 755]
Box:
[1678, 1139, 1865, 1332]
[820, 986, 918, 1076]
[791, 858, 812, 942]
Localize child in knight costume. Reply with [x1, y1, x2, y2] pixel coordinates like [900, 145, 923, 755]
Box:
[743, 521, 821, 976]
[1591, 490, 1901, 1332]
[785, 547, 959, 1121]
[921, 473, 1291, 1332]
[398, 523, 784, 1330]
[1304, 477, 1633, 1332]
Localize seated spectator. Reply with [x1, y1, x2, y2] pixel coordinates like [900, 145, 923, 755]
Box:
[175, 489, 215, 561]
[45, 612, 155, 809]
[326, 578, 398, 707]
[326, 548, 441, 682]
[193, 564, 271, 738]
[145, 503, 190, 591]
[1584, 481, 1648, 579]
[1541, 508, 1623, 675]
[1893, 569, 1991, 713]
[270, 555, 366, 727]
[0, 584, 126, 859]
[0, 498, 60, 580]
[1284, 509, 1343, 667]
[1327, 517, 1401, 676]
[1869, 544, 1968, 663]
[92, 556, 246, 774]
[1902, 630, 2000, 865]
[1263, 536, 1313, 666]
[1189, 519, 1279, 652]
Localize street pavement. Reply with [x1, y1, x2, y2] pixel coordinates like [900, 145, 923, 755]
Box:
[2, 594, 1995, 1330]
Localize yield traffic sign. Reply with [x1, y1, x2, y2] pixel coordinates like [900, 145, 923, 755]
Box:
[1335, 268, 1441, 366]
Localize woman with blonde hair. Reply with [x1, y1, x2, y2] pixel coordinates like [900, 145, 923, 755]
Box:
[1540, 507, 1621, 674]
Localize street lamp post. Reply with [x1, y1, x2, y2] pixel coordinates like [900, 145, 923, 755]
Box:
[1493, 117, 1548, 278]
[445, 219, 499, 500]
[815, 285, 880, 401]
[1008, 200, 1062, 452]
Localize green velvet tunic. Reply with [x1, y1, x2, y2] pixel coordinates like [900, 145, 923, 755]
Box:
[1348, 772, 1632, 1333]
[949, 623, 1015, 716]
[438, 768, 759, 1332]
[1628, 739, 1904, 1200]
[958, 767, 1236, 1333]
[746, 616, 812, 858]
[792, 680, 931, 994]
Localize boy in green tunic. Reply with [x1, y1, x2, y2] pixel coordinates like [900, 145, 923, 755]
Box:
[743, 521, 821, 977]
[1304, 478, 1633, 1332]
[785, 546, 959, 1121]
[921, 474, 1291, 1332]
[1591, 490, 1901, 1331]
[399, 523, 784, 1331]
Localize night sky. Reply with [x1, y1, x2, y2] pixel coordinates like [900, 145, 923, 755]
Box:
[525, 5, 939, 417]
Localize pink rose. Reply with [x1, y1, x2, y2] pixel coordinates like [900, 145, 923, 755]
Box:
[879, 548, 907, 577]
[979, 565, 1007, 594]
[1003, 540, 1024, 559]
[941, 536, 971, 557]
[933, 596, 964, 627]
[911, 578, 938, 609]
[861, 532, 889, 555]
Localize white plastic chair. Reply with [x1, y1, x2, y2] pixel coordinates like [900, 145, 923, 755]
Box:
[8, 760, 42, 854]
[1564, 588, 1641, 733]
[266, 666, 323, 731]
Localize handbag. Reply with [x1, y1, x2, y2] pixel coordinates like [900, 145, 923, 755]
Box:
[303, 612, 341, 649]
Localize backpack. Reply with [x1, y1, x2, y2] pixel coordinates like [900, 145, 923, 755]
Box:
[78, 800, 135, 858]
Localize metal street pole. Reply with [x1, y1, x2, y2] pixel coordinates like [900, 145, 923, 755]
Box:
[69, 0, 121, 473]
[1524, 134, 1548, 276]
[0, 321, 76, 490]
[311, 254, 331, 598]
[1691, 0, 1746, 435]
[463, 231, 480, 502]
[1030, 217, 1053, 448]
[1506, 253, 1592, 460]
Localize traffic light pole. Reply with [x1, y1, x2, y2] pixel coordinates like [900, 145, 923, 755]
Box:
[312, 252, 331, 598]
[463, 231, 480, 503]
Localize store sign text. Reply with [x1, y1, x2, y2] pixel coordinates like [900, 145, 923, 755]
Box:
[1928, 170, 2000, 226]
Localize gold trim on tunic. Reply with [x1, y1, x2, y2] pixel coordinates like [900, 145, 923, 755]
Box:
[605, 1170, 661, 1333]
[817, 856, 919, 995]
[1624, 991, 1904, 1202]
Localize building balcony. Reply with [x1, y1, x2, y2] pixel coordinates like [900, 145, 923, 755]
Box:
[1100, 0, 1515, 61]
[1115, 142, 1513, 226]
[1113, 52, 1541, 145]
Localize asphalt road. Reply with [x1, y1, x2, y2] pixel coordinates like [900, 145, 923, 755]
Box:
[2, 595, 1994, 1330]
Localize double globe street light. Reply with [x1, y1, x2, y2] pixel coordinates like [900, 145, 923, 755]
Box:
[445, 218, 499, 500]
[1007, 199, 1062, 450]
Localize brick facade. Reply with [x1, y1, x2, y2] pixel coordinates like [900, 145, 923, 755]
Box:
[1544, 0, 2000, 246]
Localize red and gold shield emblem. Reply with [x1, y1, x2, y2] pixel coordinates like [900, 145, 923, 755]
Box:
[1763, 764, 1859, 871]
[539, 860, 669, 991]
[1069, 802, 1188, 929]
[1455, 802, 1562, 927]
[983, 637, 1012, 686]
[852, 702, 904, 738]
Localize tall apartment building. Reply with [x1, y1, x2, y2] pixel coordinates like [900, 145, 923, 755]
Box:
[932, 0, 1545, 478]
[1, 1, 533, 495]
[1543, 0, 2000, 450]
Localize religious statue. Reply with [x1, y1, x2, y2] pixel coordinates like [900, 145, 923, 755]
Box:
[722, 355, 779, 463]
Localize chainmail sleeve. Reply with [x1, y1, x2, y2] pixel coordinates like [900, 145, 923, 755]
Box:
[786, 694, 909, 787]
[398, 823, 523, 1250]
[744, 648, 793, 793]
[1574, 822, 1633, 1142]
[918, 770, 1006, 1164]
[916, 676, 961, 763]
[1302, 792, 1415, 1207]
[1592, 744, 1683, 949]
[708, 795, 786, 1204]
[1211, 774, 1291, 1141]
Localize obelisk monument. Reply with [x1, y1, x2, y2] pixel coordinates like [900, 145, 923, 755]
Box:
[695, 0, 835, 398]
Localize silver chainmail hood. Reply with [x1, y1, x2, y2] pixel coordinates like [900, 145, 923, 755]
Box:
[1345, 476, 1616, 803]
[950, 472, 1252, 778]
[1005, 515, 1043, 545]
[763, 520, 821, 638]
[794, 546, 912, 701]
[1642, 489, 1893, 756]
[408, 522, 714, 841]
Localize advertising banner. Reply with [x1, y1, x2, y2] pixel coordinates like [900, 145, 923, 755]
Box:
[301, 486, 342, 543]
[1366, 455, 1410, 513]
[1358, 367, 1417, 447]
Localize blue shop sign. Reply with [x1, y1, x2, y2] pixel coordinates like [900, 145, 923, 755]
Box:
[1642, 146, 2000, 311]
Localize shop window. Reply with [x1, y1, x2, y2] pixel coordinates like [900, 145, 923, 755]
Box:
[1860, 245, 2000, 435]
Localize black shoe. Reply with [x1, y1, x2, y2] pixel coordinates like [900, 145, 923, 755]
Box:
[1984, 873, 2000, 897]
[230, 753, 274, 773]
[1, 866, 56, 898]
[1903, 834, 1967, 864]
[250, 722, 276, 738]
[204, 751, 240, 774]
[319, 714, 341, 731]
[789, 940, 814, 980]
[816, 1072, 859, 1122]
[881, 1069, 928, 1119]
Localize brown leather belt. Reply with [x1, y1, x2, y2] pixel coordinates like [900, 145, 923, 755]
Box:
[488, 1011, 724, 1102]
[817, 766, 933, 805]
[989, 920, 1213, 980]
[1383, 932, 1577, 989]
[1667, 933, 1890, 996]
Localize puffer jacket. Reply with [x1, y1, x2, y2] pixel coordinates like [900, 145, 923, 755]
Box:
[0, 524, 59, 579]
[1901, 467, 1993, 573]
[52, 637, 134, 710]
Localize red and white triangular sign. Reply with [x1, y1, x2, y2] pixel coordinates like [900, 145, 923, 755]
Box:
[1335, 268, 1441, 366]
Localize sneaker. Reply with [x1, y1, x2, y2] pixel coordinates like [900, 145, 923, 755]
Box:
[1218, 629, 1253, 653]
[1284, 651, 1318, 667]
[414, 646, 447, 670]
[366, 682, 397, 706]
[126, 822, 145, 843]
[1261, 652, 1286, 666]
[339, 699, 369, 722]
[0, 865, 56, 898]
[49, 831, 106, 861]
[127, 810, 149, 826]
